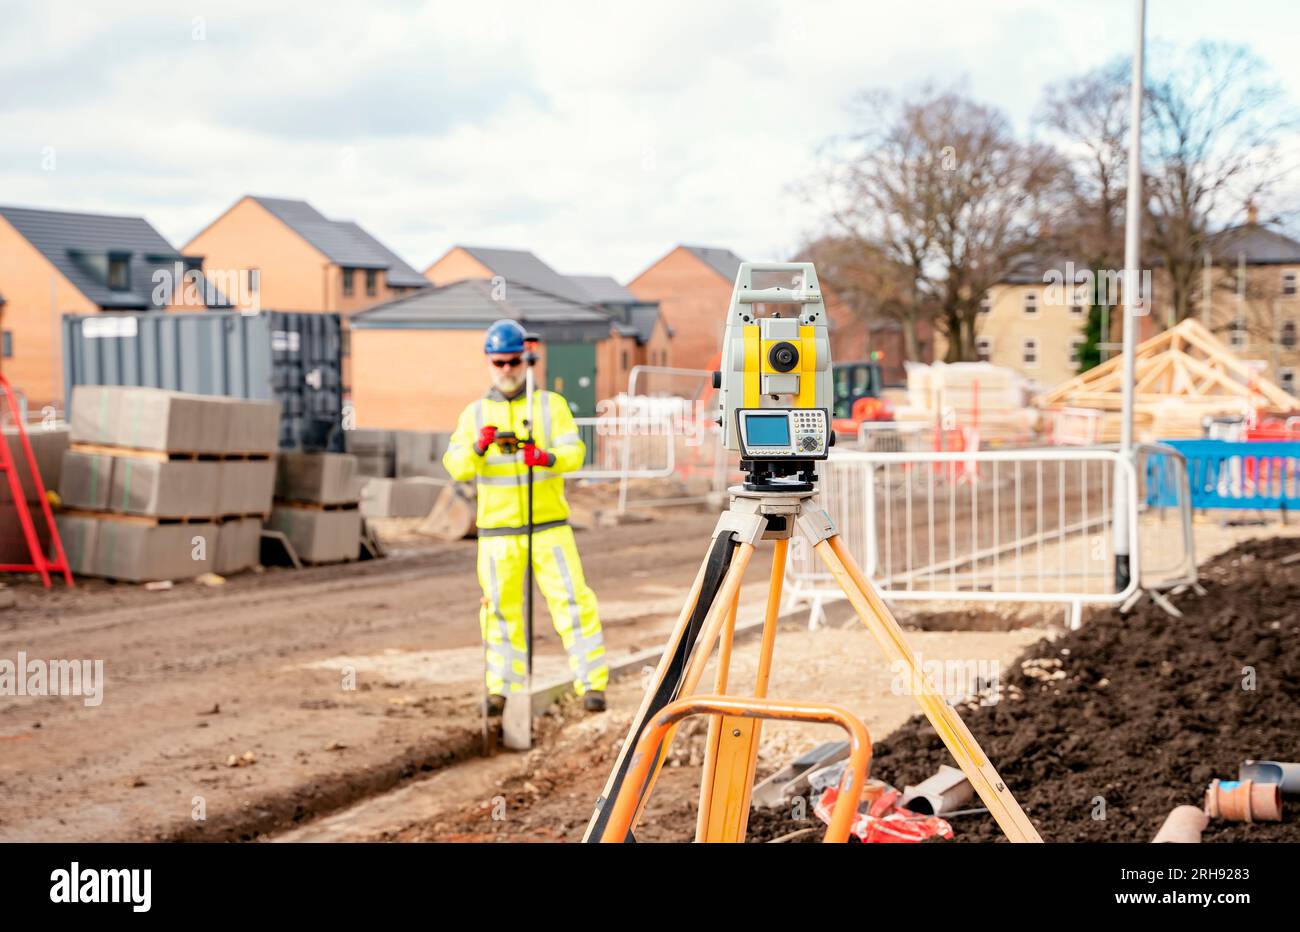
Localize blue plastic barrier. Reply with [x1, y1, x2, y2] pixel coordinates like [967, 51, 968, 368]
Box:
[1156, 440, 1300, 510]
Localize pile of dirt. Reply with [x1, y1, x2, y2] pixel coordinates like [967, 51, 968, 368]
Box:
[861, 535, 1300, 842]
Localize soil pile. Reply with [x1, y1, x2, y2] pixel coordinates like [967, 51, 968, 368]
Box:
[866, 535, 1300, 842]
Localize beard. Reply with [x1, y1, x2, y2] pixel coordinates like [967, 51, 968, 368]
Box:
[493, 373, 522, 394]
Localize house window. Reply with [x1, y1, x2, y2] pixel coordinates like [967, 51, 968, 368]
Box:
[342, 268, 354, 297]
[975, 336, 992, 361]
[365, 269, 378, 297]
[1230, 319, 1247, 349]
[1282, 320, 1297, 349]
[1070, 336, 1084, 365]
[1023, 292, 1038, 317]
[1284, 272, 1297, 298]
[108, 255, 130, 291]
[979, 293, 991, 315]
[1022, 338, 1038, 368]
[1280, 368, 1297, 396]
[621, 350, 629, 371]
[2, 331, 11, 358]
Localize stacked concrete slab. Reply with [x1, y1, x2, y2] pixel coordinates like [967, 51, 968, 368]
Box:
[0, 424, 68, 565]
[344, 429, 450, 480]
[267, 452, 362, 564]
[359, 477, 440, 518]
[56, 386, 280, 582]
[345, 428, 394, 478]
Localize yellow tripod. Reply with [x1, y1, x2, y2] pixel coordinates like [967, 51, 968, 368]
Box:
[583, 485, 1041, 843]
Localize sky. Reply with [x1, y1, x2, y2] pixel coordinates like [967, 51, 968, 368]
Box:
[2, 0, 1299, 284]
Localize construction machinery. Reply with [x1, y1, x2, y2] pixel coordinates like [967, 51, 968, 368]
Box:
[582, 262, 1039, 843]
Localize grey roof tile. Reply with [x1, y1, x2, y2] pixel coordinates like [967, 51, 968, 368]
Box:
[682, 245, 744, 283]
[352, 278, 614, 334]
[251, 197, 424, 285]
[0, 204, 199, 308]
[335, 221, 428, 287]
[1208, 224, 1300, 265]
[569, 274, 637, 305]
[457, 246, 592, 302]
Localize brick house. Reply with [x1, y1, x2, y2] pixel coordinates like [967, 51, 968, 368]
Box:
[349, 279, 614, 431]
[627, 245, 744, 372]
[0, 204, 229, 410]
[425, 246, 670, 405]
[183, 196, 428, 392]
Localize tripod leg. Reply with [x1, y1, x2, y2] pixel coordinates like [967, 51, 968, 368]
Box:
[695, 583, 741, 841]
[815, 534, 1042, 843]
[696, 537, 788, 842]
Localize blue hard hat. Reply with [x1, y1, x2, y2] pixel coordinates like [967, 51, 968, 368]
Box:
[484, 319, 527, 355]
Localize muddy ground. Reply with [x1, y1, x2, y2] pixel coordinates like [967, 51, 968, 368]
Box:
[385, 535, 1300, 844]
[0, 498, 730, 842]
[3, 479, 1294, 844]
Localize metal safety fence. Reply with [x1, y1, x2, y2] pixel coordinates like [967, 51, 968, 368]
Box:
[783, 445, 1193, 629]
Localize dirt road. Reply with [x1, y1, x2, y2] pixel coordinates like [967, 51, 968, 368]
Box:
[0, 510, 730, 842]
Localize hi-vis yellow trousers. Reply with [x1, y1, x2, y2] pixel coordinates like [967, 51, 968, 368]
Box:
[476, 524, 608, 697]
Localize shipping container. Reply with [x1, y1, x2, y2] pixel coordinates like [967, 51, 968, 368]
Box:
[62, 311, 344, 452]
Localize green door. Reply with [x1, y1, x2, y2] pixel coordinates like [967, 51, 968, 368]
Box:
[545, 342, 597, 418]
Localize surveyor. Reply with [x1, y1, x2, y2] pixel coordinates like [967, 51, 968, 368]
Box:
[443, 319, 608, 715]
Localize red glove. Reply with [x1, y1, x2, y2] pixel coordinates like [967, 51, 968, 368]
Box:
[521, 441, 556, 468]
[474, 424, 498, 455]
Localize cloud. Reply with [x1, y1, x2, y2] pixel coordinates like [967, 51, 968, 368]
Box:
[2, 0, 1296, 281]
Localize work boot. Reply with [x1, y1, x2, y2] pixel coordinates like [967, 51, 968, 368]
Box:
[484, 694, 507, 717]
[583, 691, 606, 713]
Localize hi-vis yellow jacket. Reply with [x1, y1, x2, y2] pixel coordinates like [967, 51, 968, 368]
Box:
[443, 387, 586, 532]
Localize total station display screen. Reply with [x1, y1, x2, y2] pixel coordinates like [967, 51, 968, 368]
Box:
[745, 414, 790, 447]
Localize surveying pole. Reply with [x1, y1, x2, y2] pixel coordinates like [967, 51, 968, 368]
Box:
[1114, 0, 1146, 591]
[502, 332, 542, 751]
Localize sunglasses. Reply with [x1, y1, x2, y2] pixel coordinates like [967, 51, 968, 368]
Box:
[491, 357, 523, 368]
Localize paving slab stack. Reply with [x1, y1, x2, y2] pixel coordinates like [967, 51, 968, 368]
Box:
[0, 423, 70, 565]
[56, 386, 280, 582]
[268, 452, 363, 564]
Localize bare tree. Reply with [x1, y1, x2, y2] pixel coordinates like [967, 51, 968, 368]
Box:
[1144, 41, 1296, 324]
[1036, 58, 1130, 270]
[797, 233, 929, 360]
[812, 87, 1069, 362]
[1036, 58, 1132, 370]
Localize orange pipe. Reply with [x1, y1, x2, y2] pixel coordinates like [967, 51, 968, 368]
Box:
[599, 694, 872, 844]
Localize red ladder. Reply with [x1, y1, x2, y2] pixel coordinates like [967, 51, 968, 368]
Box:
[0, 375, 73, 587]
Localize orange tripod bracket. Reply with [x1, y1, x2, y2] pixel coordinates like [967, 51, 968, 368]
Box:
[599, 694, 873, 843]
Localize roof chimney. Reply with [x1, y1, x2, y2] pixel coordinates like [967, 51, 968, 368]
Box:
[1247, 200, 1259, 225]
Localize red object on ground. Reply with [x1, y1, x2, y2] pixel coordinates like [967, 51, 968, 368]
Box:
[0, 375, 73, 587]
[815, 783, 954, 843]
[832, 396, 895, 436]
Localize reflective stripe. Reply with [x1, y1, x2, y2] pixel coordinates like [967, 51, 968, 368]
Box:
[486, 557, 527, 686]
[477, 472, 563, 487]
[485, 454, 518, 466]
[540, 392, 552, 446]
[553, 433, 581, 446]
[478, 519, 568, 538]
[552, 543, 604, 687]
[448, 441, 468, 451]
[473, 401, 484, 432]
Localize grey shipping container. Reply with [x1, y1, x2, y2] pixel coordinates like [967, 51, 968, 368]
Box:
[62, 311, 344, 452]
